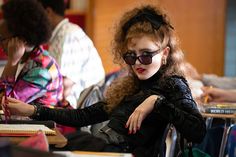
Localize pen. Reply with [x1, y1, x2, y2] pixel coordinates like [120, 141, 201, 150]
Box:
[204, 86, 213, 104]
[204, 95, 209, 104]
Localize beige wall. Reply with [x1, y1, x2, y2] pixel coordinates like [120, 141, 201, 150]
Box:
[87, 0, 226, 75]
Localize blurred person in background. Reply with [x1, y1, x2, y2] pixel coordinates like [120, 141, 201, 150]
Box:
[38, 0, 105, 108]
[0, 0, 63, 107]
[201, 87, 236, 103]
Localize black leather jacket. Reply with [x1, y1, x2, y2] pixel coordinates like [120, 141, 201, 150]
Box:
[33, 73, 206, 155]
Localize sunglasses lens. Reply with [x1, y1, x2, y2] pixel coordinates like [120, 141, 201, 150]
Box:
[123, 55, 136, 65]
[139, 55, 152, 65]
[123, 52, 155, 65]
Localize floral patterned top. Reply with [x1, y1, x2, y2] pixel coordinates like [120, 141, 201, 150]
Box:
[0, 46, 63, 107]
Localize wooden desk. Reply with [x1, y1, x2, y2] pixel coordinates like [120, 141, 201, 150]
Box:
[7, 128, 67, 148]
[202, 112, 236, 157]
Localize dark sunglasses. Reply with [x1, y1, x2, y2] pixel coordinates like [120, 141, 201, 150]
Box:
[123, 49, 161, 65]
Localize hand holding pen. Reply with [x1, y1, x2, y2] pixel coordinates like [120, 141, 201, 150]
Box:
[201, 86, 228, 103]
[202, 86, 213, 103]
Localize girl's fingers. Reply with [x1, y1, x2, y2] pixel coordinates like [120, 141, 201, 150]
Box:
[126, 108, 147, 134]
[126, 117, 131, 128]
[128, 115, 134, 134]
[7, 97, 20, 103]
[137, 113, 143, 130]
[131, 113, 139, 134]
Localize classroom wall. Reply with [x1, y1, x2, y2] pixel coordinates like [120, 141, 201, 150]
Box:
[87, 0, 227, 75]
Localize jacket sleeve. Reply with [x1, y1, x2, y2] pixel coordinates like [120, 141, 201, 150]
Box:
[154, 76, 206, 143]
[1, 68, 50, 104]
[31, 101, 109, 127]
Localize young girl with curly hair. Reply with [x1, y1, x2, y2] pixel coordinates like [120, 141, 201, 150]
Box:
[4, 4, 206, 157]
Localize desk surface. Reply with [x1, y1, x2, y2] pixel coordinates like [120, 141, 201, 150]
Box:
[8, 128, 67, 148]
[201, 113, 236, 119]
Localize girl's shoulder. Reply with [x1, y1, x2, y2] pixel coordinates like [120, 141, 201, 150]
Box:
[161, 75, 193, 100]
[161, 75, 189, 90]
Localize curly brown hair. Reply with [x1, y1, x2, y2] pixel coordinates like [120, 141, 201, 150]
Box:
[105, 5, 185, 112]
[2, 0, 52, 46]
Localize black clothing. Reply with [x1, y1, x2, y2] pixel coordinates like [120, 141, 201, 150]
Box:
[33, 73, 206, 156]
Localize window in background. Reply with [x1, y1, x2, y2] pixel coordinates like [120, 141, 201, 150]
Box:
[225, 0, 236, 76]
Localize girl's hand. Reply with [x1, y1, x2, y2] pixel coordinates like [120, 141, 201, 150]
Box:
[7, 37, 26, 66]
[125, 95, 158, 134]
[2, 97, 34, 117]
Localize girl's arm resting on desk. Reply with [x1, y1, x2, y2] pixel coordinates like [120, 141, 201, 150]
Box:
[6, 97, 109, 127]
[30, 102, 109, 127]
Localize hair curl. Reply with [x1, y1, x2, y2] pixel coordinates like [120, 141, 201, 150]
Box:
[105, 5, 186, 112]
[2, 0, 52, 46]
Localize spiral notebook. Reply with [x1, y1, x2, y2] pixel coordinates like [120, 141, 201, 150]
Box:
[0, 124, 56, 136]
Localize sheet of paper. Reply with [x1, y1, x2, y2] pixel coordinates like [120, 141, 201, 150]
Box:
[0, 124, 55, 135]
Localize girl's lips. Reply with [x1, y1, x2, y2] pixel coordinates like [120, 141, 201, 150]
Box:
[136, 67, 145, 73]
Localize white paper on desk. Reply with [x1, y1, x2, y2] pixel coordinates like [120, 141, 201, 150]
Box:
[53, 151, 133, 157]
[0, 124, 56, 135]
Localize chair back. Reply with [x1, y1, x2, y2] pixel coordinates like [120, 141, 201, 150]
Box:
[153, 124, 177, 157]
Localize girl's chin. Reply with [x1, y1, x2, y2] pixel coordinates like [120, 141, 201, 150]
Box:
[136, 74, 151, 80]
[136, 72, 157, 80]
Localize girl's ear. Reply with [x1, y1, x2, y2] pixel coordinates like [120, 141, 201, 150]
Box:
[163, 46, 170, 58]
[161, 46, 170, 65]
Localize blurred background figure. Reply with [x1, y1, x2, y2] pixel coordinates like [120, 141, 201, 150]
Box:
[201, 87, 236, 103]
[197, 74, 236, 90]
[0, 0, 63, 107]
[181, 61, 236, 104]
[38, 0, 105, 108]
[181, 61, 204, 103]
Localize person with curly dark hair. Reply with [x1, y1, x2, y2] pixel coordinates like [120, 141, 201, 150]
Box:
[0, 0, 64, 107]
[3, 5, 206, 156]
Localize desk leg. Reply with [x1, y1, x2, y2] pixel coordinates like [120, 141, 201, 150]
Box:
[219, 119, 232, 157]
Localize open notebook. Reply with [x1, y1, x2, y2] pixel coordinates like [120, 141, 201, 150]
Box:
[0, 119, 56, 129]
[0, 124, 56, 136]
[202, 103, 236, 114]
